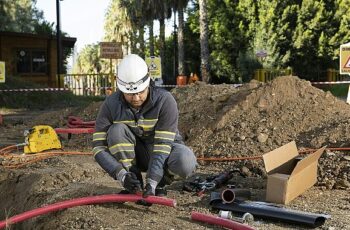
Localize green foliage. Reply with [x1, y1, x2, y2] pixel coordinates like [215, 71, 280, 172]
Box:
[74, 44, 107, 74]
[236, 51, 262, 83]
[61, 0, 350, 83]
[196, 0, 347, 82]
[0, 0, 56, 34]
[0, 76, 102, 109]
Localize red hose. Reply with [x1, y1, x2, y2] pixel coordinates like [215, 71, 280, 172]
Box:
[191, 211, 255, 230]
[0, 194, 176, 229]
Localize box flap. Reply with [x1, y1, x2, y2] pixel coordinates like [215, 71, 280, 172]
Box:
[263, 141, 299, 173]
[291, 146, 326, 176]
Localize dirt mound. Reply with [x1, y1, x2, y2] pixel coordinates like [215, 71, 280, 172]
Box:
[172, 76, 350, 188]
[173, 76, 350, 156]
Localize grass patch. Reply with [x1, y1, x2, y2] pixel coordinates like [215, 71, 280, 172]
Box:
[0, 75, 103, 109]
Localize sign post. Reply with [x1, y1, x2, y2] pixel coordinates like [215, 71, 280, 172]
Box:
[340, 42, 350, 104]
[0, 61, 5, 83]
[100, 42, 122, 92]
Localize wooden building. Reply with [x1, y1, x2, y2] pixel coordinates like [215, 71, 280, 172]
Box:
[0, 31, 76, 87]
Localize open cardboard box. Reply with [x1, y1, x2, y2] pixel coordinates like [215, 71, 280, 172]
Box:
[263, 141, 326, 204]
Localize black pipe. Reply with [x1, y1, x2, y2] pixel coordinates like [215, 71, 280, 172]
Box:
[221, 188, 251, 204]
[210, 192, 330, 228]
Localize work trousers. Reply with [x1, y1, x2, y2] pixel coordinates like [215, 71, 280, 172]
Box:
[107, 123, 197, 180]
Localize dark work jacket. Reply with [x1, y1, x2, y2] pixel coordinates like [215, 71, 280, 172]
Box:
[92, 85, 182, 183]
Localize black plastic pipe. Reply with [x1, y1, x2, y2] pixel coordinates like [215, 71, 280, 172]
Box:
[210, 192, 329, 228]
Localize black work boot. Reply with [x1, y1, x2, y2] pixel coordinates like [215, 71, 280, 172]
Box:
[155, 171, 174, 197]
[155, 187, 167, 197]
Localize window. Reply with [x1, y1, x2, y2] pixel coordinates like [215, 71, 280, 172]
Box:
[16, 49, 47, 74]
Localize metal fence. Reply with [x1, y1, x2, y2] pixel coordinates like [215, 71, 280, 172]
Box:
[64, 73, 114, 96]
[253, 68, 347, 83]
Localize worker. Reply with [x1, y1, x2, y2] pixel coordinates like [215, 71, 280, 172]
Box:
[92, 54, 197, 197]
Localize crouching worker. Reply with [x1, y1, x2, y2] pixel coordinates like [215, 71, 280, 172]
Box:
[93, 54, 197, 197]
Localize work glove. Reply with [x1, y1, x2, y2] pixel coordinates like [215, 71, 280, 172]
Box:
[122, 172, 142, 194]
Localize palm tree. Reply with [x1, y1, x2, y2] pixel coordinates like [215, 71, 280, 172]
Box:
[151, 0, 172, 80]
[199, 0, 210, 82]
[104, 0, 132, 54]
[173, 0, 189, 76]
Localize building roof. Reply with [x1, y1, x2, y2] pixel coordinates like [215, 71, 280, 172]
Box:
[0, 31, 76, 48]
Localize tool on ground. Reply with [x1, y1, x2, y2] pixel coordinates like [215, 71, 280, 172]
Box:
[183, 169, 241, 196]
[218, 210, 254, 224]
[23, 125, 61, 154]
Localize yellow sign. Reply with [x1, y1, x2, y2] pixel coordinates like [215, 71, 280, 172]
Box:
[145, 56, 162, 79]
[340, 42, 350, 74]
[100, 42, 122, 59]
[0, 61, 5, 83]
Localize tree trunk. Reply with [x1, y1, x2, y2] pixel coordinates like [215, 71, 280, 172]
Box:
[139, 26, 145, 58]
[177, 7, 185, 76]
[199, 0, 210, 83]
[149, 21, 154, 56]
[130, 29, 137, 53]
[159, 17, 166, 80]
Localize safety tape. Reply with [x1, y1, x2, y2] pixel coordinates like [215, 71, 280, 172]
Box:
[159, 84, 243, 88]
[0, 84, 244, 92]
[311, 81, 350, 85]
[3, 81, 346, 92]
[0, 88, 70, 92]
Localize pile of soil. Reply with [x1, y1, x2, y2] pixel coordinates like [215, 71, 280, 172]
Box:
[0, 76, 349, 229]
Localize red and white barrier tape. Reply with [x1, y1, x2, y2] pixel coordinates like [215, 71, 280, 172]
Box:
[3, 81, 346, 93]
[159, 84, 243, 88]
[0, 84, 244, 92]
[311, 81, 350, 85]
[0, 88, 70, 92]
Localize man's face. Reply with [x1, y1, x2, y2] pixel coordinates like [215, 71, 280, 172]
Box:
[123, 87, 149, 109]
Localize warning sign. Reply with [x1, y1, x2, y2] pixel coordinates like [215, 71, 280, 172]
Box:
[340, 42, 350, 74]
[100, 42, 122, 59]
[145, 56, 162, 79]
[0, 61, 5, 83]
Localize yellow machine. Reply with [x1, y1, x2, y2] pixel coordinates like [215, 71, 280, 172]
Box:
[23, 125, 62, 154]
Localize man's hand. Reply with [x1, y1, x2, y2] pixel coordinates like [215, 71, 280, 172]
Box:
[143, 183, 155, 197]
[123, 172, 142, 194]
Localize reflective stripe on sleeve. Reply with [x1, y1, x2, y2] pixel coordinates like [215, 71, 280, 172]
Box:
[154, 130, 176, 141]
[93, 132, 107, 141]
[92, 146, 108, 156]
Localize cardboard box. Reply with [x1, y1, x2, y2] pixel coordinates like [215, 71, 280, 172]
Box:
[263, 141, 325, 204]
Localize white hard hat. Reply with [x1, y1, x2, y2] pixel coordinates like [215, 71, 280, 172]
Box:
[117, 54, 150, 94]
